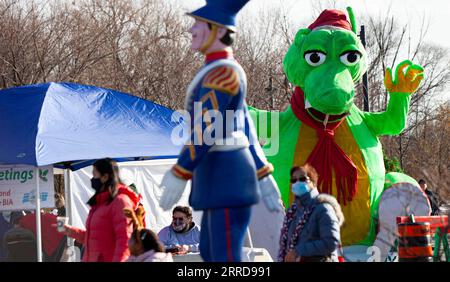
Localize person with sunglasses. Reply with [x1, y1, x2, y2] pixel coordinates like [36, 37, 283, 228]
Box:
[278, 164, 345, 262]
[158, 206, 200, 255]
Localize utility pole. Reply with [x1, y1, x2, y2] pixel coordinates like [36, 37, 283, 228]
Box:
[265, 70, 277, 110]
[360, 25, 370, 112]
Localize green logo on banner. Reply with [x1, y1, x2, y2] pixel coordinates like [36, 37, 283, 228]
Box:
[39, 169, 49, 182]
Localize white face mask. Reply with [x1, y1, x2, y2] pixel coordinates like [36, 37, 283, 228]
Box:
[173, 222, 187, 232]
[172, 217, 188, 232]
[292, 181, 310, 197]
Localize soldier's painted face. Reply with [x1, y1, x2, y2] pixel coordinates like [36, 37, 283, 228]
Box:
[188, 20, 210, 51]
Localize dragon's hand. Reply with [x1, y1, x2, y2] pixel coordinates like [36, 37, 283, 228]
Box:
[384, 60, 424, 94]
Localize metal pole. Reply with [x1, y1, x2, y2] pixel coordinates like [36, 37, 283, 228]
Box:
[35, 167, 42, 262]
[64, 169, 72, 227]
[64, 168, 76, 262]
[360, 25, 370, 112]
[246, 228, 254, 250]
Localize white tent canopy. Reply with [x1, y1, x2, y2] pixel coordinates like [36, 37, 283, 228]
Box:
[67, 159, 284, 261]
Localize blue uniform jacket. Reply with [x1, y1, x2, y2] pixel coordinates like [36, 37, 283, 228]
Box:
[171, 53, 273, 209]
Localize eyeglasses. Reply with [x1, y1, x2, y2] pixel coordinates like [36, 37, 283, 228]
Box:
[172, 217, 185, 221]
[290, 176, 309, 183]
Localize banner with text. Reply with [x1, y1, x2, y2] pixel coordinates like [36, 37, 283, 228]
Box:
[0, 165, 55, 211]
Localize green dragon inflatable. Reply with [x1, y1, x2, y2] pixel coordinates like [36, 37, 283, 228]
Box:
[249, 8, 424, 245]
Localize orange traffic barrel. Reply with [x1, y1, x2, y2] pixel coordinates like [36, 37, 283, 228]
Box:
[397, 222, 433, 262]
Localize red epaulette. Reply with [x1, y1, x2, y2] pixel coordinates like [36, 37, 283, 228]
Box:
[202, 66, 240, 96]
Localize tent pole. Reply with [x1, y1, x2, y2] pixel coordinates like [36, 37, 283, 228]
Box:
[64, 169, 72, 226]
[35, 167, 42, 262]
[247, 228, 254, 250]
[64, 168, 75, 261]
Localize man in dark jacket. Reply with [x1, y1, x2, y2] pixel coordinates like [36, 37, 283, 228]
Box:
[419, 179, 440, 215]
[0, 212, 13, 261]
[3, 211, 37, 262]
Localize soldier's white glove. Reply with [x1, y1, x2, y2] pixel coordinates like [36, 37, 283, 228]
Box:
[259, 174, 283, 213]
[159, 170, 188, 211]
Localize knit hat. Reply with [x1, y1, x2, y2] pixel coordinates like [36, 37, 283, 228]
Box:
[308, 9, 352, 31]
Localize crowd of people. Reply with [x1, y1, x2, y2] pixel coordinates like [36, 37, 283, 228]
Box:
[0, 158, 341, 262]
[0, 194, 68, 262]
[0, 158, 203, 262]
[0, 156, 445, 262]
[58, 158, 201, 262]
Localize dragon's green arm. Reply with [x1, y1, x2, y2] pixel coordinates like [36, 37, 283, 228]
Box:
[248, 106, 274, 139]
[358, 92, 411, 136]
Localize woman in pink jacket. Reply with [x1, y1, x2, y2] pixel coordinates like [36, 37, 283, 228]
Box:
[63, 158, 141, 262]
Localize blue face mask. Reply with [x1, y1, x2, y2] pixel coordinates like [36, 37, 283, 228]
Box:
[292, 181, 310, 197]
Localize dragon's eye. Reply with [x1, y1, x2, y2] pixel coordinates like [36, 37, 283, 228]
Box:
[304, 51, 326, 66]
[340, 51, 362, 66]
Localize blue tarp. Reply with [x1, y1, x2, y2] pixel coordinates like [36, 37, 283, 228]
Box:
[0, 82, 183, 170]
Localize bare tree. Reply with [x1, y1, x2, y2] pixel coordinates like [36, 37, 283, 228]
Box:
[0, 0, 448, 200]
[361, 9, 450, 200]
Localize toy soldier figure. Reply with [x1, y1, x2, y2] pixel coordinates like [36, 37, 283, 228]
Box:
[159, 0, 283, 262]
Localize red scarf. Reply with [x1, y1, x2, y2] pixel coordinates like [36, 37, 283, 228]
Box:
[290, 87, 357, 205]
